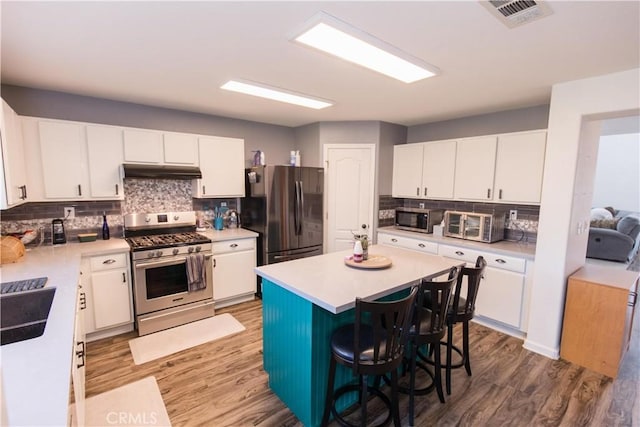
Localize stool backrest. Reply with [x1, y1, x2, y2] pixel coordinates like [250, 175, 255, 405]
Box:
[416, 267, 459, 335]
[353, 286, 418, 374]
[451, 256, 487, 319]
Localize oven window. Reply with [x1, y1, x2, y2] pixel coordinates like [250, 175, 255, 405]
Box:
[465, 216, 481, 239]
[145, 263, 188, 299]
[447, 214, 462, 234]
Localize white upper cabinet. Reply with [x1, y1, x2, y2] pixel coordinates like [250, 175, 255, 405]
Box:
[392, 143, 424, 198]
[421, 140, 456, 199]
[454, 136, 498, 201]
[493, 130, 547, 204]
[86, 125, 124, 199]
[163, 133, 198, 165]
[0, 99, 28, 208]
[123, 129, 163, 163]
[38, 121, 89, 199]
[392, 140, 457, 199]
[194, 136, 245, 198]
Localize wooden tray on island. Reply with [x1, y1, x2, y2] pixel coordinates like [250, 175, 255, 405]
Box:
[344, 254, 392, 270]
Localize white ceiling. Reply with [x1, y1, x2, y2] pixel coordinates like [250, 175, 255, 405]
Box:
[1, 1, 639, 128]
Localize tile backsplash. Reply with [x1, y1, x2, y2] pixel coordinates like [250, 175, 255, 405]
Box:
[0, 178, 239, 245]
[376, 195, 540, 242]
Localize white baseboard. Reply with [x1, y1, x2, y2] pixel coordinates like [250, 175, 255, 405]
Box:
[523, 339, 560, 360]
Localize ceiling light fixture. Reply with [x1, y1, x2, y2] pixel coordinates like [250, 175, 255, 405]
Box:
[220, 80, 332, 110]
[292, 12, 439, 84]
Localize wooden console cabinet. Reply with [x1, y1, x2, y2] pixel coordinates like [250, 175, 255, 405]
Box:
[560, 265, 638, 378]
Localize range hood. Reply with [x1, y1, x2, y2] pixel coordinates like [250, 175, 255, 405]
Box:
[122, 164, 202, 180]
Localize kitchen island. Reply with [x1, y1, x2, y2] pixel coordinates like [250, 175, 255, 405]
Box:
[255, 245, 460, 427]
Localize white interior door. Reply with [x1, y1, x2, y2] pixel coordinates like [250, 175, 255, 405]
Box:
[324, 144, 376, 253]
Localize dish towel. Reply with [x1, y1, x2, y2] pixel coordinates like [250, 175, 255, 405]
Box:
[186, 253, 207, 292]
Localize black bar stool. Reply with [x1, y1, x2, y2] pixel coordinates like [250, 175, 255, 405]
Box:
[444, 256, 487, 395]
[321, 287, 418, 427]
[402, 267, 459, 426]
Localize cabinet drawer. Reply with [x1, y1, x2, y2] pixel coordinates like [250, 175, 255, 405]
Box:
[89, 253, 128, 271]
[212, 238, 256, 254]
[438, 245, 525, 273]
[377, 233, 438, 255]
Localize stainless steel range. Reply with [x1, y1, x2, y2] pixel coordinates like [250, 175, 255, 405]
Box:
[124, 211, 214, 336]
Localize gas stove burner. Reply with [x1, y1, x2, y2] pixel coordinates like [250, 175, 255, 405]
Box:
[126, 232, 211, 251]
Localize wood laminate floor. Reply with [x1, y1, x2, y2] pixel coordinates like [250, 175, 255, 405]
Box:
[86, 299, 639, 426]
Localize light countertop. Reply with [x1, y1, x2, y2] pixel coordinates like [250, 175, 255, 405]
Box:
[1, 238, 129, 427]
[255, 244, 462, 314]
[377, 226, 536, 260]
[200, 227, 258, 241]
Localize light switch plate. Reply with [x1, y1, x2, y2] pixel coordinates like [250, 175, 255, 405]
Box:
[509, 210, 518, 221]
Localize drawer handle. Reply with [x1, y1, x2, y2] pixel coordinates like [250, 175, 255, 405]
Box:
[103, 259, 117, 264]
[230, 243, 238, 248]
[391, 238, 398, 243]
[455, 251, 464, 256]
[418, 243, 425, 248]
[495, 258, 507, 264]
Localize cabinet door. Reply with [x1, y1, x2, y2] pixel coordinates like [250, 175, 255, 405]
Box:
[422, 140, 456, 199]
[494, 131, 546, 204]
[163, 133, 198, 165]
[38, 121, 88, 199]
[475, 266, 524, 328]
[196, 136, 245, 197]
[454, 136, 497, 201]
[91, 268, 132, 329]
[212, 250, 256, 301]
[392, 144, 424, 198]
[123, 129, 163, 163]
[0, 100, 28, 208]
[86, 125, 124, 199]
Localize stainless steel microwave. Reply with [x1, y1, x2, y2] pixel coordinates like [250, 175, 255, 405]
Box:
[395, 208, 444, 234]
[444, 211, 506, 243]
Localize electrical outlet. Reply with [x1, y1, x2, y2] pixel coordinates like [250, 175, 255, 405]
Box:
[509, 209, 518, 221]
[220, 202, 227, 207]
[64, 207, 75, 219]
[419, 203, 425, 209]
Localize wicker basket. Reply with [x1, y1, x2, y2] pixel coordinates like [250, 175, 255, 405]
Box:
[1, 236, 26, 264]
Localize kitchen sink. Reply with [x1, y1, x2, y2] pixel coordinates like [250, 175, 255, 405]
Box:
[1, 286, 56, 345]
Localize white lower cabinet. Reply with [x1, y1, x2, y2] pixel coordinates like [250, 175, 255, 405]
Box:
[212, 238, 256, 308]
[437, 243, 527, 332]
[81, 252, 134, 339]
[69, 282, 86, 427]
[377, 231, 438, 254]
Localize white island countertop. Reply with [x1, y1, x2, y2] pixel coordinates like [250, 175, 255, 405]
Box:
[1, 238, 129, 427]
[256, 244, 462, 314]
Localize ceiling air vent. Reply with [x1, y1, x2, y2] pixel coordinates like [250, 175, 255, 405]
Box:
[480, 0, 553, 28]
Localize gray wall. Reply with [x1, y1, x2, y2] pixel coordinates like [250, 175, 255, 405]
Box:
[378, 122, 406, 195]
[1, 85, 296, 168]
[294, 122, 321, 167]
[407, 104, 550, 142]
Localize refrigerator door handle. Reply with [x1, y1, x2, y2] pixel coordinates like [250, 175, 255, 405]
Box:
[294, 180, 300, 236]
[298, 180, 304, 235]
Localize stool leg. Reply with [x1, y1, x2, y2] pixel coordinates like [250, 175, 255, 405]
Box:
[446, 321, 454, 395]
[434, 341, 445, 403]
[390, 368, 401, 427]
[321, 357, 337, 427]
[360, 374, 368, 427]
[463, 320, 472, 376]
[408, 341, 417, 427]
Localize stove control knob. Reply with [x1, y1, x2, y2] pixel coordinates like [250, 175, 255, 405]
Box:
[147, 252, 154, 259]
[195, 246, 202, 253]
[172, 248, 179, 255]
[155, 250, 163, 257]
[188, 247, 194, 253]
[145, 216, 151, 223]
[174, 215, 180, 221]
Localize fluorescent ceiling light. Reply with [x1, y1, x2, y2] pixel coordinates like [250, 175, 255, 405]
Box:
[220, 80, 332, 109]
[293, 13, 439, 84]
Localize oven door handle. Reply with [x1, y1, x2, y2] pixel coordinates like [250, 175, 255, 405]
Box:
[135, 254, 212, 269]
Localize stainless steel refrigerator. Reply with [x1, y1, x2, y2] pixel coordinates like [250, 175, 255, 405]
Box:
[242, 165, 324, 273]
